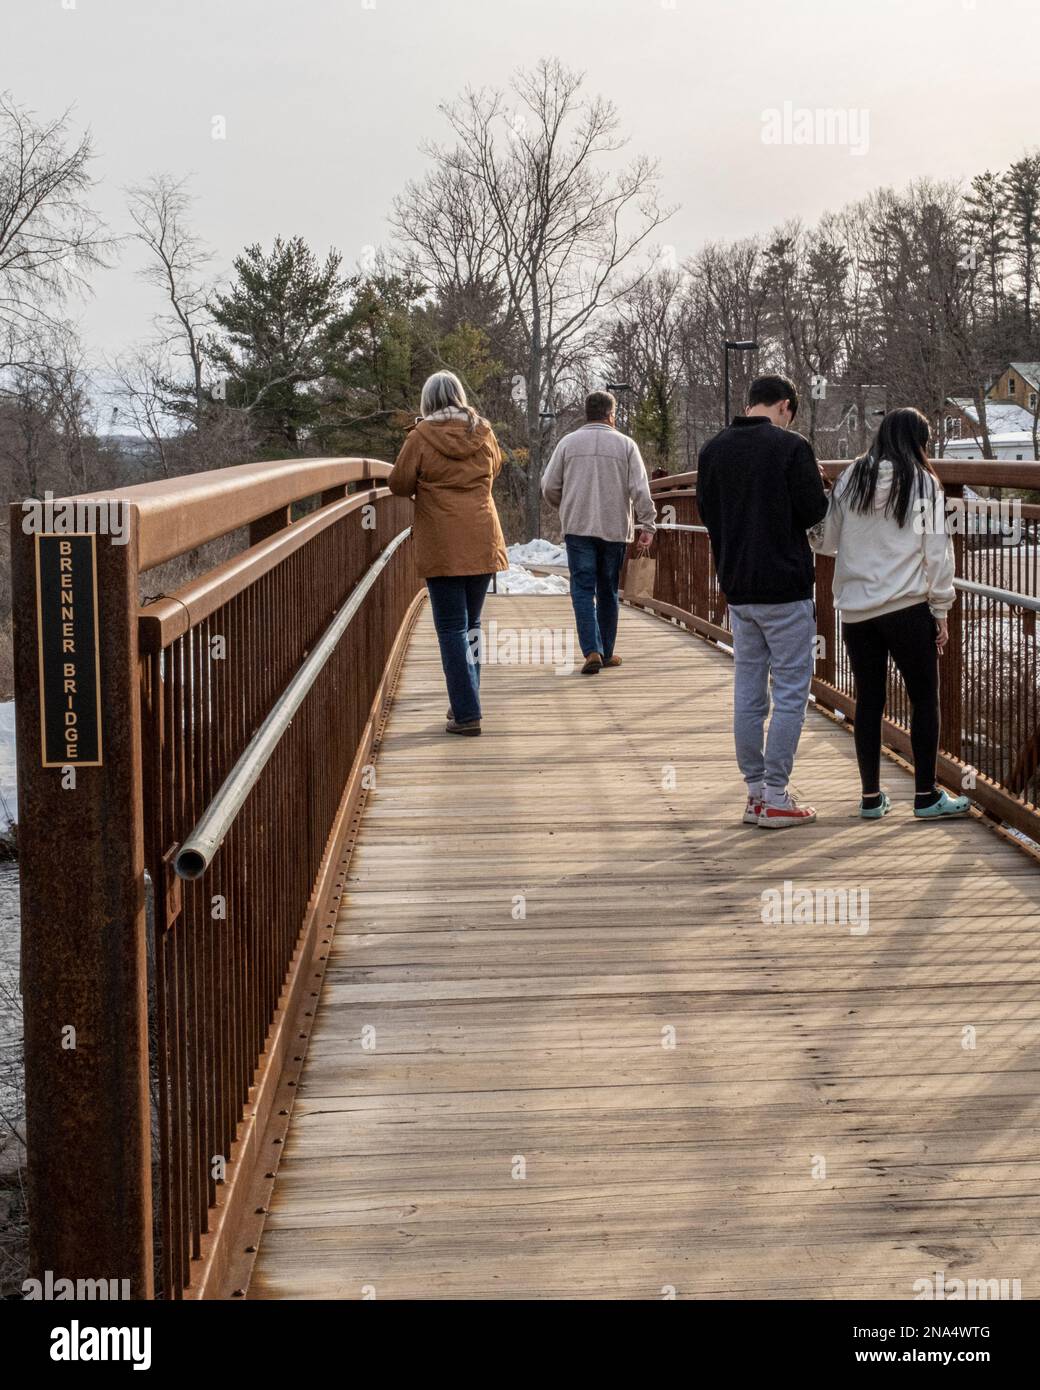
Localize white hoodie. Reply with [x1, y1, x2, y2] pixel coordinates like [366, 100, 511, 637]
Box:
[809, 460, 955, 624]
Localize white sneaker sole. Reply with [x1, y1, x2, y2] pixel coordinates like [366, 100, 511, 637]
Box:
[757, 812, 817, 829]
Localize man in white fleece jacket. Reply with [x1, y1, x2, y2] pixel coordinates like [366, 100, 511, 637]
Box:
[541, 390, 656, 674]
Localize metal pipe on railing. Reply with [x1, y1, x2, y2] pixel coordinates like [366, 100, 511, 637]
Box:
[954, 577, 1040, 613]
[174, 527, 412, 880]
[657, 529, 1040, 610]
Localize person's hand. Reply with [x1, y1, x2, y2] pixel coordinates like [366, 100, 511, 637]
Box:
[935, 617, 949, 654]
[818, 462, 832, 490]
[636, 530, 654, 554]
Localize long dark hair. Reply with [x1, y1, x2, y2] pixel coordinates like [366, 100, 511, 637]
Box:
[841, 407, 940, 527]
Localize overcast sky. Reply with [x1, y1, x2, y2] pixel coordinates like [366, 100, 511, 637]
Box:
[6, 0, 1040, 367]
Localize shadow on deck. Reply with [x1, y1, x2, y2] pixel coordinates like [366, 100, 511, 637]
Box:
[248, 595, 1040, 1300]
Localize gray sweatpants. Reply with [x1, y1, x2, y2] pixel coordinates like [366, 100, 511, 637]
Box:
[729, 599, 816, 803]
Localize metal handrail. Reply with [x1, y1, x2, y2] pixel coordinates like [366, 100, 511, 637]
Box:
[649, 459, 1040, 492]
[174, 526, 412, 879]
[74, 456, 392, 571]
[656, 527, 1040, 611]
[954, 577, 1040, 613]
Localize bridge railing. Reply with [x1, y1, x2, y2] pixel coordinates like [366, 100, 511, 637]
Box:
[641, 460, 1040, 842]
[10, 457, 421, 1298]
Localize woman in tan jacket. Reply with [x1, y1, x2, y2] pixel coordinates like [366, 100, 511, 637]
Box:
[388, 372, 508, 736]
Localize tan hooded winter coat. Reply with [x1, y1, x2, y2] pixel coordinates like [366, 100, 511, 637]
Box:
[388, 410, 509, 579]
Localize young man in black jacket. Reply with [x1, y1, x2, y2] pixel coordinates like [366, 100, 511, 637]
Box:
[698, 375, 829, 829]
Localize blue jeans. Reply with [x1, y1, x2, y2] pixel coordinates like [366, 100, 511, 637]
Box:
[426, 574, 492, 723]
[729, 599, 817, 801]
[564, 534, 628, 659]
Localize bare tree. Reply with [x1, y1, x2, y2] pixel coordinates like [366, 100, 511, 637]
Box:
[678, 238, 766, 451]
[825, 202, 885, 457]
[0, 93, 109, 363]
[125, 174, 213, 426]
[0, 321, 94, 495]
[759, 220, 849, 448]
[108, 344, 176, 476]
[393, 163, 503, 302]
[1028, 375, 1040, 462]
[394, 59, 674, 537]
[859, 182, 972, 439]
[602, 268, 686, 467]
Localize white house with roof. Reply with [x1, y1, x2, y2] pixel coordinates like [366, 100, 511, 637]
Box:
[942, 363, 1040, 460]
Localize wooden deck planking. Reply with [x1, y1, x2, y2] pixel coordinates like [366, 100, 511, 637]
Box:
[249, 595, 1040, 1300]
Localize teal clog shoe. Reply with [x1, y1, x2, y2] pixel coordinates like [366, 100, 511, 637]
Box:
[860, 791, 891, 819]
[913, 790, 971, 819]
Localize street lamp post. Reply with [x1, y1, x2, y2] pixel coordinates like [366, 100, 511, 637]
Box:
[605, 381, 632, 433]
[723, 340, 758, 426]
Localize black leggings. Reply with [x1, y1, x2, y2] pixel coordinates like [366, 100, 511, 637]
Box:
[841, 602, 940, 796]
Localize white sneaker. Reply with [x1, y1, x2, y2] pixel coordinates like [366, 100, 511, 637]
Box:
[742, 796, 763, 825]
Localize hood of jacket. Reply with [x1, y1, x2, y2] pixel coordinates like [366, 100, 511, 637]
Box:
[837, 457, 895, 511]
[872, 458, 894, 509]
[414, 410, 493, 460]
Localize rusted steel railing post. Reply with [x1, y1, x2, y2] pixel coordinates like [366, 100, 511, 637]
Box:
[248, 505, 293, 546]
[940, 485, 966, 761]
[10, 501, 153, 1297]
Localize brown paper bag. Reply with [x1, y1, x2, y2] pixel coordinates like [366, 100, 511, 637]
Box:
[625, 554, 657, 599]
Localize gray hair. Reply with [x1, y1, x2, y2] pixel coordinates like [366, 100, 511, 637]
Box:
[420, 370, 470, 419]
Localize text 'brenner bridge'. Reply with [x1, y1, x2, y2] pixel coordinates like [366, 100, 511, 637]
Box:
[9, 457, 1040, 1298]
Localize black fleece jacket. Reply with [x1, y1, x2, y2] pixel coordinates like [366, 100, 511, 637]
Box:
[697, 417, 828, 605]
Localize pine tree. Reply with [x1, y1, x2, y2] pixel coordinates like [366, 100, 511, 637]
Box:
[1005, 154, 1040, 342]
[208, 237, 352, 453]
[964, 170, 1009, 327]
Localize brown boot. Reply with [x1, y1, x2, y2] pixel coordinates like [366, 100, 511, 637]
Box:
[581, 652, 603, 675]
[446, 718, 482, 736]
[602, 655, 622, 668]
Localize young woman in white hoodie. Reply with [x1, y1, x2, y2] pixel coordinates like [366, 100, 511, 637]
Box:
[811, 408, 970, 820]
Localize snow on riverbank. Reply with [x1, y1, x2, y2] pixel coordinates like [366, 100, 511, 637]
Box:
[497, 566, 569, 595]
[507, 539, 568, 568]
[497, 539, 570, 595]
[0, 702, 15, 833]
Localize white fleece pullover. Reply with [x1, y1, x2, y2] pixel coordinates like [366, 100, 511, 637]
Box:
[809, 461, 956, 624]
[541, 423, 657, 543]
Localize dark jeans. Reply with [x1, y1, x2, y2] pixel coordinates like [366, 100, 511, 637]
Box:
[426, 574, 492, 723]
[842, 602, 940, 795]
[564, 534, 628, 659]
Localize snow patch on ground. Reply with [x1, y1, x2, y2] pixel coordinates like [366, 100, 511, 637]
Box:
[1003, 824, 1040, 853]
[507, 539, 568, 568]
[497, 566, 569, 595]
[497, 538, 570, 594]
[0, 703, 15, 831]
